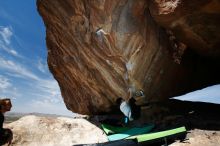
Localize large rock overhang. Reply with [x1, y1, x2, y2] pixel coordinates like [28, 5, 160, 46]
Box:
[37, 0, 220, 115]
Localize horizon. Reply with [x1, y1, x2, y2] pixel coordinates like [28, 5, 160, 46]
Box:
[5, 111, 76, 117]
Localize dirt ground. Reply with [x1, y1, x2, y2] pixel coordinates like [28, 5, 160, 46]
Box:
[171, 129, 220, 146]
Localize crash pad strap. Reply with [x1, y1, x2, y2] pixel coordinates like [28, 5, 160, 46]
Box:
[127, 126, 186, 142]
[107, 124, 154, 141]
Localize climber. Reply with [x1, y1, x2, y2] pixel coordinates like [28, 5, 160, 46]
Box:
[0, 98, 13, 146]
[116, 98, 133, 124]
[116, 90, 144, 124]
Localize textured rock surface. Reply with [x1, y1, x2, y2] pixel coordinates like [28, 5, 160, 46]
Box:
[149, 0, 220, 57]
[5, 115, 107, 146]
[37, 0, 193, 114]
[37, 0, 220, 115]
[170, 129, 220, 146]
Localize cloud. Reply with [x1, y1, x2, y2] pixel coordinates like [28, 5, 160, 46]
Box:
[29, 78, 63, 104]
[0, 57, 67, 115]
[0, 75, 12, 91]
[14, 77, 73, 116]
[0, 26, 21, 57]
[37, 58, 48, 73]
[0, 56, 40, 80]
[0, 56, 63, 106]
[0, 57, 70, 116]
[21, 77, 73, 116]
[0, 26, 13, 44]
[38, 78, 63, 102]
[0, 75, 19, 99]
[0, 54, 70, 116]
[0, 42, 19, 56]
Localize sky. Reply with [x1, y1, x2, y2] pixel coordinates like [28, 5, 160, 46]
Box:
[0, 0, 73, 116]
[173, 84, 220, 104]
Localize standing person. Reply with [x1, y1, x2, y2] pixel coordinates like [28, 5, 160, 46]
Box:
[0, 98, 13, 146]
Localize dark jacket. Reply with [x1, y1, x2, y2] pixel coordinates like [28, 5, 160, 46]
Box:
[0, 105, 4, 130]
[129, 98, 141, 120]
[0, 113, 3, 127]
[0, 105, 13, 145]
[0, 113, 4, 132]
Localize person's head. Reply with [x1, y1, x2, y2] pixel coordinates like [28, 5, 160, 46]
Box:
[0, 98, 12, 113]
[129, 97, 136, 103]
[116, 98, 123, 105]
[135, 90, 144, 97]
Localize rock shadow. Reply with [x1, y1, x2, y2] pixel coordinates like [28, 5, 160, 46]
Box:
[140, 99, 220, 131]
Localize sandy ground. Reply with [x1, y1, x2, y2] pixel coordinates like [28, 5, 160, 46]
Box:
[171, 129, 220, 146]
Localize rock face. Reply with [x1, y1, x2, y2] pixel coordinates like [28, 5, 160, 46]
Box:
[149, 0, 220, 57]
[5, 115, 107, 146]
[37, 0, 220, 115]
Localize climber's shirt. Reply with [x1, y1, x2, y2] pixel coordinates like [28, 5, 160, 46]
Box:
[120, 101, 133, 121]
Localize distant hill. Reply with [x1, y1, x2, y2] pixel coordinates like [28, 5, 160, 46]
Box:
[4, 112, 74, 123]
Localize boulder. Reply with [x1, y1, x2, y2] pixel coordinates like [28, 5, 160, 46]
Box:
[5, 115, 107, 146]
[37, 0, 220, 115]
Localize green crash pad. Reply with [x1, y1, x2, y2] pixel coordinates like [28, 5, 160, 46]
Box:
[101, 124, 131, 135]
[127, 126, 186, 142]
[107, 124, 154, 141]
